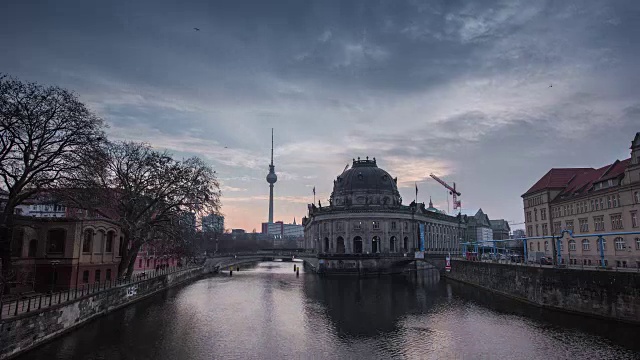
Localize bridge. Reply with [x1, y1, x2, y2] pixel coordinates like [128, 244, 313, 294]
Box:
[204, 251, 448, 275]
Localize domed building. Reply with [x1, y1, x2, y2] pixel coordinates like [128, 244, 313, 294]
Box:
[302, 157, 466, 275]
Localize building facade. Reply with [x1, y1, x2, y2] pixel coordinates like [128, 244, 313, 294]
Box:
[522, 132, 640, 267]
[9, 215, 123, 293]
[490, 219, 511, 240]
[302, 158, 464, 261]
[202, 213, 224, 233]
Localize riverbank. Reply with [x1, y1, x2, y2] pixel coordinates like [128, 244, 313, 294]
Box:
[445, 259, 640, 325]
[0, 266, 207, 359]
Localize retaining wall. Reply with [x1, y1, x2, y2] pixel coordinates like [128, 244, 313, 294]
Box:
[446, 260, 640, 324]
[0, 267, 206, 359]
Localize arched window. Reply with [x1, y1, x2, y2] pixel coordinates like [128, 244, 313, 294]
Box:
[82, 270, 89, 283]
[537, 242, 540, 251]
[105, 231, 115, 253]
[94, 230, 105, 253]
[336, 237, 345, 254]
[582, 239, 590, 251]
[403, 237, 408, 251]
[599, 238, 607, 251]
[614, 237, 625, 251]
[353, 236, 363, 254]
[544, 241, 549, 252]
[324, 237, 329, 253]
[83, 229, 93, 253]
[95, 269, 101, 283]
[568, 240, 576, 251]
[372, 236, 380, 253]
[106, 269, 112, 281]
[390, 236, 396, 252]
[47, 229, 65, 254]
[28, 239, 37, 257]
[636, 238, 640, 250]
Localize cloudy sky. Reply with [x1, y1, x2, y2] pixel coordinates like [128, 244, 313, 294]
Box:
[2, 0, 639, 231]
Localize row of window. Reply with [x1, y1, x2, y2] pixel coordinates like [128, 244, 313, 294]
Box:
[11, 228, 121, 258]
[322, 235, 409, 253]
[525, 196, 543, 208]
[526, 208, 547, 223]
[551, 194, 622, 219]
[82, 229, 117, 254]
[527, 212, 638, 236]
[81, 269, 113, 283]
[532, 237, 640, 252]
[324, 221, 432, 232]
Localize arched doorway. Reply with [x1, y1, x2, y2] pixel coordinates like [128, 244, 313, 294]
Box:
[390, 236, 396, 252]
[324, 237, 330, 253]
[372, 236, 380, 253]
[353, 236, 363, 253]
[403, 236, 408, 251]
[336, 237, 345, 254]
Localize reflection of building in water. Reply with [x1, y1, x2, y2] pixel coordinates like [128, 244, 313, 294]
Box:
[302, 270, 441, 338]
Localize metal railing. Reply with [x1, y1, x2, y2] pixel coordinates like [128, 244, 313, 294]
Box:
[0, 264, 201, 321]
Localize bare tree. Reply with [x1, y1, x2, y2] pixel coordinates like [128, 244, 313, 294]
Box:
[0, 75, 105, 291]
[84, 141, 220, 279]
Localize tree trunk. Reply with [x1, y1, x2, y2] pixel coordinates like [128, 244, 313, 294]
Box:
[0, 211, 15, 294]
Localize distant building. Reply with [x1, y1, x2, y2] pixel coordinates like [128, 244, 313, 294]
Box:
[522, 132, 640, 267]
[512, 229, 526, 239]
[261, 220, 304, 238]
[202, 213, 224, 233]
[464, 209, 494, 245]
[231, 229, 246, 234]
[490, 219, 511, 240]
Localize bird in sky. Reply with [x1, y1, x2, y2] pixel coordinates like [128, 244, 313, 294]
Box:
[549, 84, 553, 88]
[194, 27, 200, 31]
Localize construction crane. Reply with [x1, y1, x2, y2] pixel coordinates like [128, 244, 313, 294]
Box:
[429, 173, 461, 213]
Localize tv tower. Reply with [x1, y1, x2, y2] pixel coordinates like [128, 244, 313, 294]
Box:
[266, 128, 277, 223]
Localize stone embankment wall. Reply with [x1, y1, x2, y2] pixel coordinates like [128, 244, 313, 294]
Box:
[446, 260, 640, 324]
[0, 267, 206, 359]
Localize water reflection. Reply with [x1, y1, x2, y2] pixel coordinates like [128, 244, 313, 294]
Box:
[14, 262, 639, 360]
[303, 270, 441, 338]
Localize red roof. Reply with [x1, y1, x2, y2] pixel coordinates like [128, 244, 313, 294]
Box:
[523, 168, 593, 196]
[523, 158, 631, 198]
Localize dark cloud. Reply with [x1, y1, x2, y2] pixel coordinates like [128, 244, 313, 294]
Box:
[1, 0, 639, 229]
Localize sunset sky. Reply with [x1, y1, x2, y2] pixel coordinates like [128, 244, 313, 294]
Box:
[2, 0, 639, 231]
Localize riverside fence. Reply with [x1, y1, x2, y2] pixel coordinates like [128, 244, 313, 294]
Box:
[0, 265, 199, 320]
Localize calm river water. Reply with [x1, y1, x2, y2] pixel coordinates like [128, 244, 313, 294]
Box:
[17, 261, 640, 360]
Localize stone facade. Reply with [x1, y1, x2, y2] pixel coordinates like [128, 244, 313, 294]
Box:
[522, 133, 640, 267]
[446, 260, 640, 324]
[302, 158, 465, 264]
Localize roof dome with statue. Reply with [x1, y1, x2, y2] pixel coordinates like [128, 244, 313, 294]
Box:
[329, 157, 401, 207]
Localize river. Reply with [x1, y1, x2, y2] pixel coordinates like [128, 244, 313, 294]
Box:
[16, 261, 640, 359]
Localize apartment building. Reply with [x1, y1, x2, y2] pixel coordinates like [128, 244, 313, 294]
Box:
[522, 132, 640, 268]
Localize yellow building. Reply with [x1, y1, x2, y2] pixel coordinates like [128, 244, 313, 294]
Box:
[522, 133, 640, 268]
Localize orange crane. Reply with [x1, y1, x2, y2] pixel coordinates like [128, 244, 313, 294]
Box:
[429, 173, 461, 213]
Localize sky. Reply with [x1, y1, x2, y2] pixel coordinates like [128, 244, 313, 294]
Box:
[2, 0, 639, 231]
